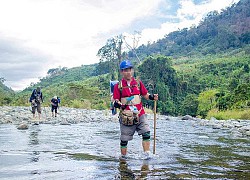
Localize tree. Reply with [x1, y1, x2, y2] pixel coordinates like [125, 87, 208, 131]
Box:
[197, 89, 218, 118]
[97, 34, 124, 80]
[123, 31, 142, 63]
[138, 55, 179, 115]
[181, 94, 199, 116]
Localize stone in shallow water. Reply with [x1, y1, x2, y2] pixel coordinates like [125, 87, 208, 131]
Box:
[245, 131, 250, 136]
[198, 135, 209, 139]
[212, 124, 223, 129]
[17, 123, 28, 130]
[60, 120, 71, 125]
[181, 115, 193, 120]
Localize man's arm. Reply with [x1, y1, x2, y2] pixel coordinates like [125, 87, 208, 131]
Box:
[143, 93, 158, 101]
[29, 92, 35, 102]
[139, 81, 158, 101]
[113, 83, 126, 109]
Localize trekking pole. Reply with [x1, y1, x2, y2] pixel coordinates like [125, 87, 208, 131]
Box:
[43, 106, 47, 120]
[153, 100, 157, 154]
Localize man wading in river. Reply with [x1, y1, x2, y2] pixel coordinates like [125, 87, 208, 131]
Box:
[113, 60, 158, 159]
[29, 87, 43, 119]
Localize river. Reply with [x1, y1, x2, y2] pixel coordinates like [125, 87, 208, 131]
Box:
[0, 117, 249, 179]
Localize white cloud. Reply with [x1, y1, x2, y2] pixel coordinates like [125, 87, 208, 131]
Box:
[0, 0, 162, 67]
[0, 0, 162, 90]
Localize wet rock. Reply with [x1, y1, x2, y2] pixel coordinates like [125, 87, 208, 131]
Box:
[23, 117, 29, 121]
[222, 123, 234, 128]
[245, 131, 250, 136]
[60, 120, 71, 125]
[181, 115, 193, 120]
[212, 124, 223, 129]
[241, 125, 250, 131]
[17, 123, 28, 130]
[210, 117, 217, 121]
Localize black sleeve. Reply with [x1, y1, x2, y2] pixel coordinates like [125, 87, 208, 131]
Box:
[114, 101, 121, 108]
[29, 90, 35, 102]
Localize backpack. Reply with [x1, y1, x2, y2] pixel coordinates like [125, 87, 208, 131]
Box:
[110, 79, 141, 115]
[29, 89, 42, 102]
[57, 97, 61, 103]
[117, 79, 141, 94]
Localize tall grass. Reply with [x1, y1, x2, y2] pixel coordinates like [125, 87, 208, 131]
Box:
[207, 109, 250, 120]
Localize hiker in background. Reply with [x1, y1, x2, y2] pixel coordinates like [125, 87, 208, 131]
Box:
[29, 87, 43, 119]
[51, 96, 59, 117]
[113, 60, 158, 159]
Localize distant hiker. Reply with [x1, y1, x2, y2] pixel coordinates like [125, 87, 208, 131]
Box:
[29, 87, 43, 119]
[113, 60, 158, 159]
[51, 96, 59, 117]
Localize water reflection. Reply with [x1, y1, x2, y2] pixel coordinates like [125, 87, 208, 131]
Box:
[28, 125, 40, 163]
[117, 159, 150, 179]
[117, 160, 135, 179]
[139, 160, 150, 179]
[29, 130, 39, 145]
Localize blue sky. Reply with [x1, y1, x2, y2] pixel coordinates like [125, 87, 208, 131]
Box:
[0, 0, 240, 90]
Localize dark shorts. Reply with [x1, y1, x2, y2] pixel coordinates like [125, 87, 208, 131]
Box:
[51, 105, 58, 113]
[120, 114, 150, 141]
[32, 103, 41, 114]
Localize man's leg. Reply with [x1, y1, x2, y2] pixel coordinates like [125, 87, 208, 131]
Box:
[37, 104, 41, 119]
[137, 114, 151, 153]
[119, 120, 135, 157]
[55, 107, 57, 117]
[32, 106, 36, 118]
[51, 106, 54, 117]
[120, 141, 128, 155]
[142, 131, 150, 152]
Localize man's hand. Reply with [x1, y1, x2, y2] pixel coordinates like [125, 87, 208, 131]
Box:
[114, 101, 121, 108]
[149, 94, 159, 101]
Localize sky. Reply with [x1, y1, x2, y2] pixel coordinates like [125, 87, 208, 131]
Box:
[0, 0, 240, 91]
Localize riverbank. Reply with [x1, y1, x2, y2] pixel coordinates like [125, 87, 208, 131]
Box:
[0, 106, 249, 136]
[207, 108, 250, 120]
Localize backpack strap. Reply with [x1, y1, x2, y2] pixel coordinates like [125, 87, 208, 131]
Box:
[118, 78, 141, 95]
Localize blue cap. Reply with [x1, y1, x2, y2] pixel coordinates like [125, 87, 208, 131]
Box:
[119, 60, 133, 70]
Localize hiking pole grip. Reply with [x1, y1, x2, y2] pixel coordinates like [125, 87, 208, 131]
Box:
[153, 100, 157, 154]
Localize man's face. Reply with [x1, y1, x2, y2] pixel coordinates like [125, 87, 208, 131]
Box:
[121, 68, 133, 80]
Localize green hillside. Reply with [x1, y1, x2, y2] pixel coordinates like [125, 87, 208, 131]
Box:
[0, 79, 14, 105]
[130, 0, 250, 60]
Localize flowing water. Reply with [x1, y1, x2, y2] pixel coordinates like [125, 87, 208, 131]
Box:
[0, 117, 249, 180]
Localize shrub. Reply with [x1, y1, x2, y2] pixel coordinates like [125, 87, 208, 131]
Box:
[207, 108, 250, 120]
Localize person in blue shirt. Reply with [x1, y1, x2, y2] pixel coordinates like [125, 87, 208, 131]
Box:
[29, 87, 43, 119]
[51, 96, 59, 117]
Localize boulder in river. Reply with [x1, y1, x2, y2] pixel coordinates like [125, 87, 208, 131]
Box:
[181, 115, 194, 120]
[17, 123, 28, 130]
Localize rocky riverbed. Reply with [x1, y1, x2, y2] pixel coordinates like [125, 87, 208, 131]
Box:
[0, 106, 249, 136]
